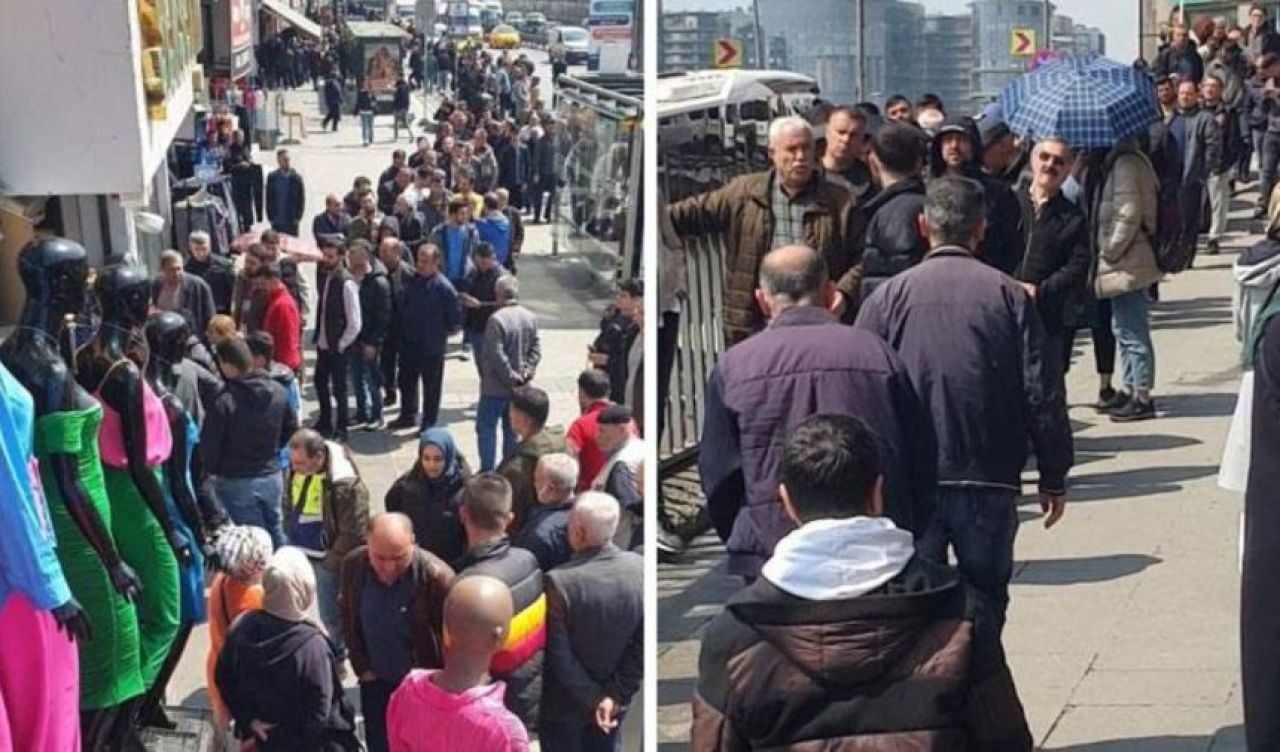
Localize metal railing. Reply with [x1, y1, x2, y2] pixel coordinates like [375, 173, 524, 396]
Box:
[659, 235, 727, 474]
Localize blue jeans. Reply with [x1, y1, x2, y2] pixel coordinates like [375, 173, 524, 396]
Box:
[464, 329, 485, 377]
[918, 487, 1019, 637]
[476, 394, 516, 472]
[540, 714, 626, 752]
[1110, 289, 1155, 392]
[348, 347, 383, 422]
[359, 111, 374, 144]
[214, 474, 286, 549]
[311, 559, 345, 658]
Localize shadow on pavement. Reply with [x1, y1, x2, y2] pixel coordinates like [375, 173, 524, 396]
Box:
[1013, 553, 1161, 586]
[1074, 433, 1202, 453]
[1059, 464, 1219, 502]
[1046, 723, 1244, 751]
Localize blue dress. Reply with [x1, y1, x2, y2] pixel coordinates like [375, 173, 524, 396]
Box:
[161, 412, 207, 625]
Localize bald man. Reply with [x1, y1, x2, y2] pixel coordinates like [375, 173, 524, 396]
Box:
[699, 244, 938, 582]
[541, 493, 644, 750]
[340, 513, 455, 752]
[386, 576, 530, 750]
[313, 193, 353, 249]
[666, 116, 866, 345]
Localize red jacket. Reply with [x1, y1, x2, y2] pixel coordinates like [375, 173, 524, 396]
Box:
[565, 400, 638, 493]
[262, 284, 302, 371]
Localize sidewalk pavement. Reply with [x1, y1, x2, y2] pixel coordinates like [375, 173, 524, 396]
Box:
[656, 191, 1260, 751]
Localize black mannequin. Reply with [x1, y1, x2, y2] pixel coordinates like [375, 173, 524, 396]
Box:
[0, 237, 142, 750]
[144, 312, 227, 530]
[74, 264, 191, 564]
[136, 311, 211, 731]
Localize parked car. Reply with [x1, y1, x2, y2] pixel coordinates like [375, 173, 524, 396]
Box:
[489, 23, 520, 48]
[548, 25, 589, 65]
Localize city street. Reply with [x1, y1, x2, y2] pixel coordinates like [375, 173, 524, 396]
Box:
[149, 49, 629, 747]
[656, 191, 1257, 751]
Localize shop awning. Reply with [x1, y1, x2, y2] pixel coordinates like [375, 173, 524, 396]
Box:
[261, 0, 322, 40]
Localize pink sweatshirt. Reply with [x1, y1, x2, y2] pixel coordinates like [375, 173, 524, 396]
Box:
[387, 670, 529, 752]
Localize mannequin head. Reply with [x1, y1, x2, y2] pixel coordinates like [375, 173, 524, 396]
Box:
[18, 237, 90, 326]
[143, 311, 191, 369]
[95, 264, 152, 328]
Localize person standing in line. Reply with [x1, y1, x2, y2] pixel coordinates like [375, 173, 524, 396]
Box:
[348, 241, 391, 431]
[340, 513, 455, 752]
[566, 369, 630, 494]
[215, 547, 361, 751]
[496, 188, 524, 271]
[855, 177, 1073, 636]
[428, 197, 480, 292]
[392, 244, 460, 432]
[386, 576, 530, 751]
[254, 263, 303, 375]
[313, 194, 353, 250]
[185, 231, 235, 316]
[498, 385, 569, 529]
[591, 406, 645, 551]
[512, 453, 578, 572]
[1167, 79, 1222, 270]
[454, 474, 546, 732]
[265, 149, 305, 236]
[1203, 74, 1244, 255]
[478, 275, 541, 472]
[529, 116, 560, 225]
[394, 76, 413, 142]
[378, 237, 415, 410]
[205, 525, 273, 735]
[459, 243, 506, 377]
[818, 105, 877, 203]
[203, 338, 297, 549]
[476, 194, 513, 269]
[540, 494, 643, 751]
[312, 239, 362, 443]
[152, 249, 218, 342]
[691, 414, 1032, 750]
[385, 428, 471, 565]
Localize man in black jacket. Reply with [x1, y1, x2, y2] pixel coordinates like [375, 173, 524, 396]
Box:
[153, 250, 217, 344]
[541, 493, 643, 751]
[1204, 74, 1245, 255]
[349, 240, 391, 431]
[455, 473, 545, 731]
[1155, 21, 1205, 84]
[1013, 137, 1092, 390]
[692, 414, 1032, 751]
[265, 149, 305, 236]
[378, 237, 415, 409]
[859, 121, 928, 307]
[322, 73, 343, 131]
[312, 194, 352, 247]
[459, 243, 506, 376]
[203, 337, 298, 548]
[379, 167, 414, 217]
[856, 177, 1073, 636]
[513, 452, 578, 572]
[185, 231, 235, 315]
[928, 115, 1023, 275]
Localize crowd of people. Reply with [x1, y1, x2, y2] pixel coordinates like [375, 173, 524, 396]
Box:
[659, 7, 1280, 748]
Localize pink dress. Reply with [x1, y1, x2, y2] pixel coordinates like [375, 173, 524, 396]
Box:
[0, 594, 81, 752]
[95, 373, 172, 469]
[387, 670, 529, 752]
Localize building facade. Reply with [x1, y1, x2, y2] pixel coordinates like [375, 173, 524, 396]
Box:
[971, 0, 1055, 104]
[922, 13, 974, 113]
[659, 9, 756, 73]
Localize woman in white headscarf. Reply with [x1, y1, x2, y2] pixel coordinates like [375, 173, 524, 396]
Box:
[214, 547, 360, 751]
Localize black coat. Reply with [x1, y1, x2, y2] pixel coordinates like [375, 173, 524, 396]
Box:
[855, 246, 1073, 494]
[266, 169, 305, 227]
[215, 611, 359, 751]
[543, 544, 644, 723]
[183, 256, 235, 316]
[1014, 189, 1092, 333]
[311, 210, 351, 244]
[355, 264, 392, 348]
[1155, 42, 1204, 84]
[859, 177, 927, 305]
[699, 306, 938, 578]
[1246, 314, 1280, 749]
[152, 273, 217, 342]
[513, 502, 573, 572]
[384, 464, 469, 564]
[323, 77, 343, 109]
[202, 372, 298, 479]
[455, 539, 545, 730]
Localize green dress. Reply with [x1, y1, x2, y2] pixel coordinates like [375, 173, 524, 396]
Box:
[101, 463, 181, 691]
[35, 406, 145, 710]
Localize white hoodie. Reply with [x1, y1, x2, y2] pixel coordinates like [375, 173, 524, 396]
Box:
[761, 516, 915, 601]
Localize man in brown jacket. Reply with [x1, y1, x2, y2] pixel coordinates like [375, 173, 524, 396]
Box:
[340, 513, 455, 752]
[666, 115, 866, 345]
[497, 385, 568, 529]
[692, 414, 1032, 751]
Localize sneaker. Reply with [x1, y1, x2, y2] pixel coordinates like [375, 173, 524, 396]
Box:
[388, 416, 419, 430]
[346, 414, 370, 428]
[1109, 398, 1156, 422]
[1096, 387, 1128, 412]
[365, 417, 385, 431]
[1207, 239, 1220, 255]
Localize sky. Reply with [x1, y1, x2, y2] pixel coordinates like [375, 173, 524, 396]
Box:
[659, 0, 1139, 62]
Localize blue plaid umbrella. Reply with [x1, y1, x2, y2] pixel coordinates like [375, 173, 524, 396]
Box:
[1000, 54, 1159, 149]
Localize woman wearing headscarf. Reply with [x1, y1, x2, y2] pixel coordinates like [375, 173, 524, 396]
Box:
[205, 525, 274, 730]
[385, 428, 471, 565]
[214, 547, 360, 751]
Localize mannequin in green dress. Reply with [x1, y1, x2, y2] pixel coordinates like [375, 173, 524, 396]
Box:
[75, 264, 190, 738]
[0, 238, 147, 750]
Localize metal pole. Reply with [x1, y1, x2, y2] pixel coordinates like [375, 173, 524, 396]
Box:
[1044, 0, 1051, 51]
[857, 0, 865, 101]
[752, 0, 765, 69]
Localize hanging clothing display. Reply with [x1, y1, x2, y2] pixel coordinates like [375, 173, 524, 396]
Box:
[0, 362, 81, 750]
[37, 404, 146, 709]
[172, 178, 239, 256]
[93, 371, 181, 691]
[230, 161, 265, 234]
[163, 411, 207, 625]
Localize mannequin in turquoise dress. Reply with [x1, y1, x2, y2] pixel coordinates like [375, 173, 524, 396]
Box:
[75, 264, 189, 737]
[138, 310, 211, 729]
[0, 238, 149, 749]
